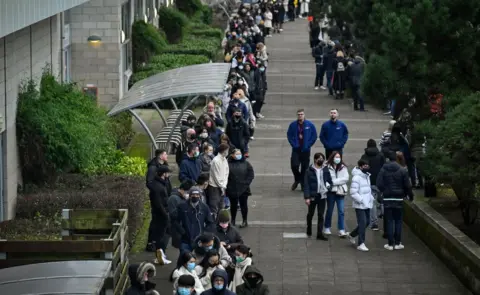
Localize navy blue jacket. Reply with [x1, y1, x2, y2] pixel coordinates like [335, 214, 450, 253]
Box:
[226, 99, 249, 123]
[176, 200, 214, 245]
[303, 165, 333, 200]
[179, 154, 202, 183]
[319, 119, 349, 150]
[323, 47, 336, 71]
[287, 120, 318, 152]
[200, 269, 236, 295]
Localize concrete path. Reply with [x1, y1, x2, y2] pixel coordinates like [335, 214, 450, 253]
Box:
[130, 20, 471, 295]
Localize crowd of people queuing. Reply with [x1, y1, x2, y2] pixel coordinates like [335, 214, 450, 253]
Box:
[126, 3, 282, 295]
[288, 107, 417, 252]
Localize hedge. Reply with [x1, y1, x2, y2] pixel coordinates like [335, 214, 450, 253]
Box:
[132, 20, 168, 71]
[158, 7, 188, 44]
[160, 36, 221, 60]
[190, 27, 223, 40]
[175, 0, 203, 17]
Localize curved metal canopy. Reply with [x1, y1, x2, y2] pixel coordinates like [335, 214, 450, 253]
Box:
[108, 63, 231, 116]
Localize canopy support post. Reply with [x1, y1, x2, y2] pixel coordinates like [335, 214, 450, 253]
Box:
[152, 102, 168, 126]
[166, 96, 199, 148]
[129, 109, 158, 150]
[170, 98, 178, 110]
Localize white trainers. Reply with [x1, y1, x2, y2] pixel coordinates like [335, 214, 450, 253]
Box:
[347, 234, 356, 245]
[257, 113, 265, 119]
[394, 244, 405, 250]
[357, 243, 369, 252]
[315, 86, 319, 90]
[250, 136, 255, 140]
[384, 244, 394, 251]
[323, 228, 332, 235]
[338, 230, 348, 237]
[155, 249, 172, 265]
[320, 86, 327, 90]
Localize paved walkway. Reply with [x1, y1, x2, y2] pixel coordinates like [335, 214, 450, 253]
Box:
[130, 20, 471, 295]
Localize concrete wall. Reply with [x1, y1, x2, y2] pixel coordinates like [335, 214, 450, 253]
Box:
[404, 200, 480, 294]
[0, 15, 62, 219]
[69, 0, 123, 108]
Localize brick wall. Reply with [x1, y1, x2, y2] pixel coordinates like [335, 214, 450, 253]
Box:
[0, 16, 62, 220]
[69, 0, 123, 108]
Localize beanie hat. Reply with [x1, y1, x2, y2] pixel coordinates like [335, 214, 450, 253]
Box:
[218, 209, 231, 223]
[177, 274, 195, 287]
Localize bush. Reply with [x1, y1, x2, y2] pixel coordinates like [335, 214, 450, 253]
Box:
[190, 27, 223, 40]
[108, 112, 134, 149]
[131, 53, 210, 84]
[132, 20, 168, 71]
[16, 70, 115, 184]
[158, 7, 188, 43]
[0, 214, 62, 240]
[160, 36, 221, 59]
[193, 5, 213, 25]
[175, 0, 202, 17]
[15, 174, 146, 243]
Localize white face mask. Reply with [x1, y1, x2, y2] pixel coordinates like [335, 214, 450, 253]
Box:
[334, 158, 341, 164]
[238, 80, 244, 85]
[184, 193, 189, 200]
[238, 66, 244, 70]
[200, 133, 208, 139]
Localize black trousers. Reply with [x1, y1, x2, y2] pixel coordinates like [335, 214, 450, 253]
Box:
[291, 149, 310, 184]
[207, 185, 224, 219]
[306, 197, 326, 236]
[229, 191, 249, 224]
[148, 212, 169, 251]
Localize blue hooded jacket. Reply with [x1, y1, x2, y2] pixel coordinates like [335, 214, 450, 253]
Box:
[226, 99, 249, 123]
[319, 119, 349, 150]
[179, 154, 202, 182]
[287, 120, 318, 152]
[200, 269, 235, 295]
[176, 200, 214, 245]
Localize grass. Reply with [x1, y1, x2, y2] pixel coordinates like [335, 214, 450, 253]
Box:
[126, 133, 152, 160]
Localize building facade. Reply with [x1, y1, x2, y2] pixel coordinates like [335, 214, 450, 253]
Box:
[0, 0, 169, 221]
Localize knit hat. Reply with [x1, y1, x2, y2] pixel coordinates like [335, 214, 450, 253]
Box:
[177, 274, 195, 287]
[218, 209, 231, 223]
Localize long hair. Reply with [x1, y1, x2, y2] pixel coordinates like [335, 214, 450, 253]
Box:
[326, 151, 345, 171]
[396, 151, 406, 167]
[169, 252, 195, 282]
[198, 250, 220, 278]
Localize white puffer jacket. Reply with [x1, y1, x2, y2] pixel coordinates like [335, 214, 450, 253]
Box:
[349, 167, 374, 209]
[327, 164, 349, 195]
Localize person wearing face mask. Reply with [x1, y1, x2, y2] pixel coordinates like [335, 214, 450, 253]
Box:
[207, 144, 231, 218]
[303, 152, 332, 240]
[324, 151, 350, 237]
[226, 92, 249, 123]
[236, 266, 269, 295]
[199, 128, 215, 147]
[168, 180, 195, 249]
[200, 269, 235, 295]
[346, 159, 375, 252]
[236, 89, 256, 145]
[319, 108, 349, 159]
[125, 262, 160, 295]
[200, 144, 215, 173]
[229, 244, 253, 292]
[171, 253, 205, 295]
[179, 143, 203, 183]
[226, 108, 251, 156]
[215, 210, 244, 259]
[192, 233, 232, 268]
[175, 274, 201, 295]
[252, 60, 267, 119]
[255, 43, 268, 67]
[147, 165, 173, 265]
[177, 128, 200, 166]
[203, 101, 225, 128]
[195, 251, 226, 291]
[226, 149, 255, 227]
[175, 188, 214, 256]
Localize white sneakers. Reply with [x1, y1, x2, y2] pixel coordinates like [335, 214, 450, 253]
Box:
[347, 234, 356, 245]
[384, 244, 394, 251]
[338, 230, 348, 237]
[314, 86, 319, 90]
[320, 86, 327, 90]
[384, 243, 405, 251]
[357, 243, 369, 252]
[323, 228, 331, 235]
[154, 249, 172, 265]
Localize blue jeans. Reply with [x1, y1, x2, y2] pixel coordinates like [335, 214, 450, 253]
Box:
[324, 193, 345, 230]
[350, 209, 370, 245]
[326, 71, 334, 95]
[384, 202, 403, 246]
[315, 64, 325, 87]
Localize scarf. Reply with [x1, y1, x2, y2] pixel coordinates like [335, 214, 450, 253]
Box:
[229, 257, 252, 292]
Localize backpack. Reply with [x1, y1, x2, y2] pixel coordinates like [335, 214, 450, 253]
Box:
[336, 61, 345, 72]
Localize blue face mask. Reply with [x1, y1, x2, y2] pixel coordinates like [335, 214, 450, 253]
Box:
[186, 262, 196, 272]
[235, 154, 242, 160]
[204, 245, 213, 251]
[260, 67, 265, 72]
[214, 284, 224, 290]
[177, 287, 191, 295]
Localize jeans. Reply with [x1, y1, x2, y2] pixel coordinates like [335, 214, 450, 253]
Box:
[370, 202, 378, 227]
[324, 192, 345, 230]
[384, 202, 404, 246]
[351, 84, 364, 110]
[306, 197, 326, 236]
[229, 191, 249, 224]
[314, 64, 325, 87]
[291, 149, 310, 184]
[350, 209, 370, 245]
[326, 71, 334, 95]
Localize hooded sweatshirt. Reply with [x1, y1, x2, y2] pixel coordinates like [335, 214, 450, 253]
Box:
[236, 266, 270, 295]
[200, 269, 236, 295]
[350, 167, 374, 210]
[125, 262, 159, 295]
[361, 146, 385, 186]
[229, 257, 253, 292]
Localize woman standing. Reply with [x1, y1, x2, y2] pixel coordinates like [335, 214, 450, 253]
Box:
[199, 144, 214, 173]
[324, 151, 349, 237]
[195, 250, 225, 290]
[303, 152, 332, 240]
[229, 244, 253, 292]
[347, 159, 374, 251]
[264, 9, 273, 37]
[171, 252, 205, 294]
[226, 149, 255, 227]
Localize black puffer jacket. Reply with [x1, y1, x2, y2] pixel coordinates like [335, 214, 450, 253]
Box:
[361, 147, 385, 186]
[215, 224, 244, 255]
[226, 158, 255, 198]
[376, 161, 413, 201]
[236, 265, 270, 295]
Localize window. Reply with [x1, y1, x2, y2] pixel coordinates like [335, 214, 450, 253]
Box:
[136, 0, 145, 21]
[0, 133, 4, 221]
[63, 11, 72, 83]
[121, 0, 132, 41]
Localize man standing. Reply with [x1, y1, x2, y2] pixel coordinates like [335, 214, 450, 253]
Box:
[287, 109, 318, 191]
[203, 101, 224, 127]
[146, 149, 169, 192]
[208, 143, 230, 218]
[179, 143, 202, 183]
[320, 109, 349, 159]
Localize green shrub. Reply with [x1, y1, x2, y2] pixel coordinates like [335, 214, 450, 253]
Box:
[132, 20, 168, 71]
[15, 174, 146, 243]
[190, 27, 223, 40]
[0, 213, 62, 240]
[158, 7, 188, 43]
[193, 5, 213, 25]
[175, 0, 202, 17]
[16, 70, 115, 184]
[161, 36, 221, 59]
[108, 112, 134, 149]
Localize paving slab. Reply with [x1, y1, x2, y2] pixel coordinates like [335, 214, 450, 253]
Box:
[129, 20, 471, 295]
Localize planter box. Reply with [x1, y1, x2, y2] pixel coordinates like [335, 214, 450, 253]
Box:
[0, 209, 130, 295]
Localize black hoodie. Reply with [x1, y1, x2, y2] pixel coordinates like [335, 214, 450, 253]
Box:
[200, 269, 236, 295]
[236, 265, 270, 295]
[361, 147, 385, 186]
[125, 262, 159, 295]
